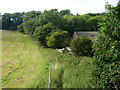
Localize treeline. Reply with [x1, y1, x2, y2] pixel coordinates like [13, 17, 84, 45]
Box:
[2, 9, 105, 48]
[2, 12, 25, 30]
[2, 9, 105, 32]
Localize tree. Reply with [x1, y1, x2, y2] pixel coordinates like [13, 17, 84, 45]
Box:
[10, 13, 24, 30]
[92, 1, 120, 88]
[20, 11, 42, 36]
[46, 31, 69, 48]
[88, 16, 105, 31]
[86, 13, 106, 16]
[23, 11, 41, 21]
[23, 17, 38, 37]
[63, 15, 90, 35]
[33, 22, 59, 46]
[38, 9, 65, 30]
[17, 23, 24, 33]
[59, 9, 71, 16]
[2, 12, 25, 30]
[2, 13, 12, 30]
[70, 36, 92, 56]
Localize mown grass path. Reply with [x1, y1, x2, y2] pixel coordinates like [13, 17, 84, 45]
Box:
[2, 30, 49, 88]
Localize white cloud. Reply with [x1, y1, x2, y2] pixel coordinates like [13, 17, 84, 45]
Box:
[0, 0, 118, 15]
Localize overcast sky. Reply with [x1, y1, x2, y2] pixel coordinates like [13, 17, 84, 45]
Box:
[0, 0, 118, 15]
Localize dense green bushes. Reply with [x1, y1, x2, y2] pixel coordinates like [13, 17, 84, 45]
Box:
[2, 13, 24, 30]
[38, 9, 66, 30]
[70, 36, 92, 56]
[15, 9, 105, 49]
[23, 18, 38, 37]
[16, 11, 41, 36]
[92, 1, 120, 88]
[33, 23, 59, 46]
[46, 31, 70, 48]
[17, 23, 24, 33]
[2, 9, 105, 31]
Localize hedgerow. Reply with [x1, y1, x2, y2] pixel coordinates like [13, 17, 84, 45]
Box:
[92, 1, 120, 88]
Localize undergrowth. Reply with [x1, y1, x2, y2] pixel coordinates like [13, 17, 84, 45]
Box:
[2, 30, 96, 88]
[30, 48, 96, 88]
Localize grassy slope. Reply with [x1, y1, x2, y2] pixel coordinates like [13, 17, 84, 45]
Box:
[2, 30, 49, 88]
[2, 30, 96, 88]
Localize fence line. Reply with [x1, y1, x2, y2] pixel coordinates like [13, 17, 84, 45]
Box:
[48, 60, 51, 89]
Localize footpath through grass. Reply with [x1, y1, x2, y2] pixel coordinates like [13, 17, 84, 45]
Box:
[2, 30, 96, 88]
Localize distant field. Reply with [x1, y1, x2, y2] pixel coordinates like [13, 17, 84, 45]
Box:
[2, 30, 96, 88]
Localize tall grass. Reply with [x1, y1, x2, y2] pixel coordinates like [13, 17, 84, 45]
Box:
[34, 48, 96, 88]
[2, 30, 96, 88]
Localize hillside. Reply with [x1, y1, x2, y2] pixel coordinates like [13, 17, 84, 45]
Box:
[2, 30, 96, 88]
[2, 30, 49, 88]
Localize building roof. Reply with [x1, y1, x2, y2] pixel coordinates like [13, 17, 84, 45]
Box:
[74, 31, 98, 37]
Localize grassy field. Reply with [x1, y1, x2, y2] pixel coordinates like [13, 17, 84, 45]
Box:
[2, 30, 96, 88]
[2, 30, 50, 88]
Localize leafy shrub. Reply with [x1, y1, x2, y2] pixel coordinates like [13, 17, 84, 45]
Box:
[33, 22, 59, 46]
[17, 23, 24, 33]
[46, 31, 69, 48]
[23, 18, 38, 37]
[70, 36, 92, 56]
[92, 2, 120, 88]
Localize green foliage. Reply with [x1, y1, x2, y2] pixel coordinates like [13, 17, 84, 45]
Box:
[93, 1, 120, 88]
[19, 11, 41, 37]
[23, 11, 41, 22]
[2, 9, 105, 34]
[63, 14, 104, 35]
[86, 12, 106, 16]
[59, 9, 71, 16]
[23, 18, 38, 37]
[70, 36, 92, 56]
[2, 13, 13, 30]
[38, 9, 65, 30]
[33, 22, 59, 46]
[63, 15, 90, 34]
[38, 48, 96, 88]
[17, 23, 24, 33]
[88, 15, 105, 31]
[46, 31, 69, 48]
[2, 12, 25, 30]
[3, 30, 96, 88]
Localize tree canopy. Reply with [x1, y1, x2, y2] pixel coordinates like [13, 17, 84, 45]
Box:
[2, 12, 25, 30]
[2, 9, 105, 47]
[2, 9, 105, 33]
